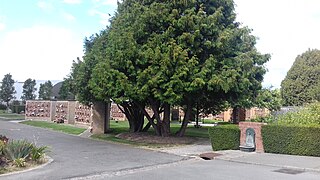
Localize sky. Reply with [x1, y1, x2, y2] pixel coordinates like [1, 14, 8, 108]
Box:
[1, 0, 320, 90]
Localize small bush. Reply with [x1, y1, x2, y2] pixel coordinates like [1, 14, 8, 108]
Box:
[10, 105, 25, 114]
[208, 125, 240, 151]
[262, 125, 320, 156]
[275, 102, 320, 126]
[30, 146, 49, 162]
[4, 140, 34, 161]
[0, 104, 6, 110]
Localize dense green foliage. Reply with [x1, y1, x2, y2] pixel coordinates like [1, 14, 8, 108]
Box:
[38, 81, 53, 100]
[21, 78, 37, 101]
[0, 74, 16, 108]
[275, 102, 320, 126]
[208, 125, 240, 151]
[0, 138, 48, 168]
[255, 88, 282, 111]
[281, 49, 320, 106]
[67, 0, 269, 136]
[262, 125, 320, 156]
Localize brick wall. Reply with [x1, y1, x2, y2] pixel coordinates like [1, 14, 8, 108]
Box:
[239, 122, 267, 153]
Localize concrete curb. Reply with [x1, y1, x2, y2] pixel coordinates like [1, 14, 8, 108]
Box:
[215, 156, 320, 173]
[0, 156, 54, 177]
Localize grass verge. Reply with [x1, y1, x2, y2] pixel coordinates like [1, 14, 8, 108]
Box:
[91, 121, 210, 148]
[0, 113, 25, 120]
[20, 121, 86, 135]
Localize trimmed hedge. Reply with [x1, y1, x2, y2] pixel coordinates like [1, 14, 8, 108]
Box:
[262, 125, 320, 156]
[10, 105, 25, 114]
[208, 125, 240, 151]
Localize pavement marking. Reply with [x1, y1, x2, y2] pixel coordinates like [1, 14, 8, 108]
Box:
[66, 157, 194, 180]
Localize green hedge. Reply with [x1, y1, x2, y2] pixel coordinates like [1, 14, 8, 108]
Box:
[208, 125, 240, 151]
[262, 125, 320, 156]
[10, 105, 25, 114]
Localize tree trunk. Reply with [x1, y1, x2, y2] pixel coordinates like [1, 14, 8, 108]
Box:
[142, 122, 151, 132]
[232, 107, 237, 124]
[161, 103, 170, 137]
[176, 102, 192, 137]
[118, 102, 145, 132]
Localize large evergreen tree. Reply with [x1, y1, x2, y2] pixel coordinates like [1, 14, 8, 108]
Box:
[87, 0, 269, 136]
[38, 81, 53, 100]
[21, 78, 37, 101]
[281, 49, 320, 106]
[0, 73, 16, 109]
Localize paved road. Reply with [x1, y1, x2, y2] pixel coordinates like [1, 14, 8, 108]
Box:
[1, 119, 320, 180]
[109, 159, 320, 180]
[0, 120, 186, 180]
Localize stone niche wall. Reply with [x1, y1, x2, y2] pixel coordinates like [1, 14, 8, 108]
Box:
[25, 101, 52, 121]
[74, 102, 92, 125]
[239, 122, 266, 153]
[54, 101, 69, 123]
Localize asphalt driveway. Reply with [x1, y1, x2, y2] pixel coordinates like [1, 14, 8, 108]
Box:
[0, 120, 186, 180]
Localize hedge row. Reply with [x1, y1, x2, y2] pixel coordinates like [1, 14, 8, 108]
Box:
[262, 125, 320, 156]
[10, 105, 25, 114]
[208, 125, 240, 151]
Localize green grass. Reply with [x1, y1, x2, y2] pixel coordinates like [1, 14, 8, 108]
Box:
[0, 113, 25, 120]
[116, 121, 210, 136]
[21, 121, 86, 135]
[91, 121, 211, 148]
[108, 121, 210, 138]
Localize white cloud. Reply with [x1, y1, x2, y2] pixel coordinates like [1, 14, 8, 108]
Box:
[0, 23, 5, 31]
[61, 12, 76, 21]
[63, 0, 82, 4]
[0, 16, 5, 31]
[37, 1, 54, 12]
[88, 9, 111, 25]
[0, 26, 83, 81]
[100, 0, 118, 6]
[234, 0, 320, 88]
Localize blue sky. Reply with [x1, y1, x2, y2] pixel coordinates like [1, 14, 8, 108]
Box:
[1, 0, 320, 90]
[0, 0, 117, 83]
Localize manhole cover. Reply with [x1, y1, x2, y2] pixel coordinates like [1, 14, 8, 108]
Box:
[199, 153, 222, 160]
[273, 168, 305, 175]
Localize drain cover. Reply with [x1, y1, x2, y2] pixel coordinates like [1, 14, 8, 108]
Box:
[273, 168, 304, 175]
[199, 153, 222, 160]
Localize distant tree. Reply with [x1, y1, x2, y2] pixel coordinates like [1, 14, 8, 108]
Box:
[281, 49, 320, 106]
[58, 78, 75, 100]
[0, 73, 16, 109]
[38, 81, 53, 100]
[256, 88, 282, 111]
[21, 78, 37, 102]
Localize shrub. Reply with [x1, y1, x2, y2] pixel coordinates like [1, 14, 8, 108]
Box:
[262, 124, 320, 156]
[10, 105, 25, 114]
[30, 146, 49, 162]
[3, 140, 34, 161]
[275, 102, 320, 126]
[0, 104, 6, 110]
[0, 135, 8, 144]
[208, 125, 240, 151]
[13, 158, 26, 167]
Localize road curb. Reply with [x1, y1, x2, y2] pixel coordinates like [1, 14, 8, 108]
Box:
[215, 157, 320, 173]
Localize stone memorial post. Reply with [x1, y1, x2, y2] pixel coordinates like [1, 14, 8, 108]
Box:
[92, 101, 111, 134]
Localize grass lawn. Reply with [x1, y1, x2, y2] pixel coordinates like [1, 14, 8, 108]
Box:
[107, 121, 210, 138]
[21, 121, 86, 135]
[91, 120, 210, 143]
[0, 112, 25, 120]
[91, 121, 212, 148]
